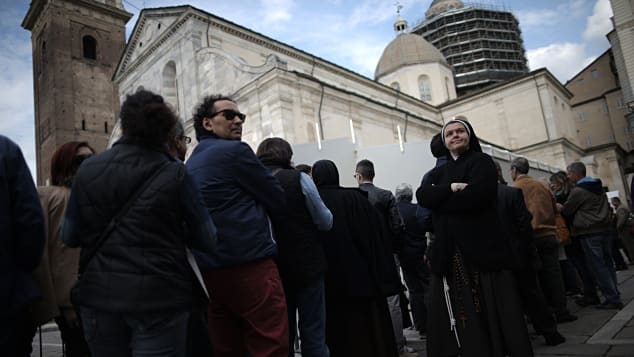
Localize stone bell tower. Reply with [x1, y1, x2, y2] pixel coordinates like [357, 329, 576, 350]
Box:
[22, 0, 132, 184]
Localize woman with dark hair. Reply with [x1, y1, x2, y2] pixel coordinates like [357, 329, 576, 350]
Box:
[21, 141, 95, 357]
[61, 90, 217, 357]
[416, 119, 533, 357]
[256, 137, 332, 357]
[311, 160, 400, 357]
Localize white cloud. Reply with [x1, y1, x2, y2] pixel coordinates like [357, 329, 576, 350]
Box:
[348, 0, 418, 27]
[260, 0, 294, 25]
[527, 42, 595, 82]
[516, 0, 589, 28]
[583, 0, 613, 42]
[0, 10, 37, 179]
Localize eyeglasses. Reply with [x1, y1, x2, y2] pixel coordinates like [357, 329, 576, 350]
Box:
[180, 135, 192, 144]
[353, 173, 360, 179]
[210, 109, 246, 122]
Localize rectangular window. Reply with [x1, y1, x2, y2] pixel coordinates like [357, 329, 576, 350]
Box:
[578, 112, 586, 121]
[591, 69, 598, 79]
[585, 136, 592, 146]
[617, 98, 624, 108]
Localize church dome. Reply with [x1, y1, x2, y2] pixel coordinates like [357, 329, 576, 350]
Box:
[374, 33, 447, 79]
[426, 0, 464, 18]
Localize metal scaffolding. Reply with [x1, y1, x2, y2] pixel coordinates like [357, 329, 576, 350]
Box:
[412, 3, 528, 96]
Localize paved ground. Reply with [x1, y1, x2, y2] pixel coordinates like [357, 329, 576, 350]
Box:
[32, 270, 634, 357]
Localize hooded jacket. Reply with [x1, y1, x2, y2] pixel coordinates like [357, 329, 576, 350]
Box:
[562, 177, 612, 236]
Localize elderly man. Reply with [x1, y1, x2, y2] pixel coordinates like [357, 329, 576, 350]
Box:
[394, 183, 430, 337]
[510, 157, 577, 322]
[187, 95, 288, 356]
[0, 135, 45, 356]
[561, 162, 623, 309]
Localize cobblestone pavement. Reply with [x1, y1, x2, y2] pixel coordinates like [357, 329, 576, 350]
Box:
[32, 270, 634, 357]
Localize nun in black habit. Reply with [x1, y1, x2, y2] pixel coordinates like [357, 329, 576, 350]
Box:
[416, 120, 533, 357]
[312, 160, 400, 357]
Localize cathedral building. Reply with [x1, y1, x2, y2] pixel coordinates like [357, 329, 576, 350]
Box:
[23, 0, 633, 198]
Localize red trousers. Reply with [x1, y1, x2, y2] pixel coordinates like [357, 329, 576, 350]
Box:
[203, 258, 289, 357]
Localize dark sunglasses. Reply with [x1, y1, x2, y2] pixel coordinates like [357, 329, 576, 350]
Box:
[210, 109, 246, 122]
[180, 135, 192, 144]
[74, 154, 93, 166]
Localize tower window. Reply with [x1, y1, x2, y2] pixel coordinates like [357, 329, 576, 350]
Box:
[81, 120, 86, 130]
[104, 121, 108, 133]
[82, 35, 97, 60]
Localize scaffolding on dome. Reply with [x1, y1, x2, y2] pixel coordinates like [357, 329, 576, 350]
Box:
[411, 1, 528, 95]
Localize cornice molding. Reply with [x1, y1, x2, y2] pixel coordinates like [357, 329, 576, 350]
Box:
[116, 9, 191, 81]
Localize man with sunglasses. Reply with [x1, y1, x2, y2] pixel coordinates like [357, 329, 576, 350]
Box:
[186, 95, 288, 357]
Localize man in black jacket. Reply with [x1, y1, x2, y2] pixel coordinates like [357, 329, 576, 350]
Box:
[356, 159, 415, 356]
[495, 162, 565, 346]
[0, 135, 45, 356]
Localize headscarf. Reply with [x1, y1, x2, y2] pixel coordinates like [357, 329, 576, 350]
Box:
[440, 119, 483, 153]
[312, 160, 340, 188]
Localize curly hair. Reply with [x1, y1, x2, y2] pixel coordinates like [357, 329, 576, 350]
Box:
[119, 90, 177, 145]
[192, 95, 234, 140]
[50, 141, 95, 187]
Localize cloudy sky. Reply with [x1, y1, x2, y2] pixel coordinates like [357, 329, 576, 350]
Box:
[1, 0, 615, 180]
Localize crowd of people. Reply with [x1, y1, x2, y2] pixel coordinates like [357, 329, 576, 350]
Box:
[2, 89, 633, 357]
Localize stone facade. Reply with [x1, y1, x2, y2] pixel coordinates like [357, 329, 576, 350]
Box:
[17, 3, 623, 195]
[565, 49, 633, 199]
[113, 5, 623, 188]
[22, 0, 131, 185]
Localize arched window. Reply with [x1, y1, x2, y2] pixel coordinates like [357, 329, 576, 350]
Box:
[82, 35, 97, 60]
[418, 75, 432, 102]
[390, 82, 400, 91]
[162, 61, 178, 112]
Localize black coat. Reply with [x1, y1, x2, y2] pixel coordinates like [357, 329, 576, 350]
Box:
[267, 167, 327, 287]
[313, 160, 402, 298]
[397, 202, 428, 264]
[65, 138, 194, 313]
[359, 183, 404, 253]
[417, 150, 508, 274]
[0, 135, 45, 316]
[496, 184, 537, 271]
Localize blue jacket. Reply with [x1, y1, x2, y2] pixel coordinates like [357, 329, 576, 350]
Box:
[186, 135, 285, 269]
[0, 135, 45, 316]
